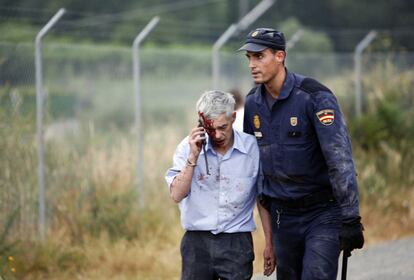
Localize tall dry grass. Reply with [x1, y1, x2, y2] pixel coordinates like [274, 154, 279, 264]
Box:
[1, 61, 414, 279]
[2, 117, 412, 279]
[0, 113, 185, 279]
[349, 60, 414, 244]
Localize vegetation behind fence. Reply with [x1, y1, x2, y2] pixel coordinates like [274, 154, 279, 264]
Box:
[1, 42, 413, 279]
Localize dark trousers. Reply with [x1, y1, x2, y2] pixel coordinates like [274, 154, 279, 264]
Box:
[270, 201, 341, 280]
[180, 231, 254, 280]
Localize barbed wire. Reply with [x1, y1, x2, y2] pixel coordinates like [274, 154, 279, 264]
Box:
[4, 12, 414, 35]
[0, 5, 90, 18]
[70, 0, 223, 28]
[0, 0, 229, 32]
[1, 3, 414, 46]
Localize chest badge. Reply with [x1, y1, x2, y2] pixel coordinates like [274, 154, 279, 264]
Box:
[254, 131, 263, 139]
[290, 117, 298, 126]
[316, 109, 335, 125]
[253, 114, 261, 129]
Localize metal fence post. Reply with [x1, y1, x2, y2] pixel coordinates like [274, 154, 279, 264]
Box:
[212, 0, 275, 89]
[354, 30, 377, 117]
[35, 8, 65, 241]
[285, 29, 304, 68]
[212, 24, 238, 89]
[132, 16, 160, 208]
[286, 29, 304, 51]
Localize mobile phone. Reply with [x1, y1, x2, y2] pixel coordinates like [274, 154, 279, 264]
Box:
[198, 119, 207, 145]
[197, 119, 210, 175]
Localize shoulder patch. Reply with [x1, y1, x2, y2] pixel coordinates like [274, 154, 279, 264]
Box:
[316, 109, 335, 125]
[299, 78, 332, 95]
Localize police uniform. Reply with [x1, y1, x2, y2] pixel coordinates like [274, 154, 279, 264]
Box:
[243, 70, 361, 279]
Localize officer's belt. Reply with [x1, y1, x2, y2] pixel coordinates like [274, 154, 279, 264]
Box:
[271, 189, 335, 208]
[265, 174, 307, 184]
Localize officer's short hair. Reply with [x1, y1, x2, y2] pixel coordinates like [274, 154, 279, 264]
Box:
[196, 90, 235, 120]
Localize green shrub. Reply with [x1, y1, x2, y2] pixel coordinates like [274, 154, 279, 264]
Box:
[349, 63, 414, 194]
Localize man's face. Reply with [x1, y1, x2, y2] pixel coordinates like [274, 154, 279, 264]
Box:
[245, 48, 284, 84]
[204, 113, 235, 151]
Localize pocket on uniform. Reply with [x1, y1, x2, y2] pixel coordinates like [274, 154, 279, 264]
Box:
[282, 142, 312, 176]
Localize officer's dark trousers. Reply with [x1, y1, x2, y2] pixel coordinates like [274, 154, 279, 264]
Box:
[180, 231, 254, 280]
[270, 201, 341, 280]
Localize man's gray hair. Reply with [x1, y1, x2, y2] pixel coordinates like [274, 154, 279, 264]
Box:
[196, 90, 235, 119]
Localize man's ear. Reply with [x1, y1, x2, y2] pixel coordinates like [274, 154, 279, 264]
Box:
[231, 111, 237, 123]
[275, 50, 285, 63]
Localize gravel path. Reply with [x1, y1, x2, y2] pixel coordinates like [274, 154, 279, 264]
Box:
[252, 237, 414, 280]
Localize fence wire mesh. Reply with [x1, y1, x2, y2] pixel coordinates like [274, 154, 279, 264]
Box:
[1, 41, 413, 240]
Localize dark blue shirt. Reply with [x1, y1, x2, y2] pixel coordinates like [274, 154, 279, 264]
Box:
[243, 70, 360, 220]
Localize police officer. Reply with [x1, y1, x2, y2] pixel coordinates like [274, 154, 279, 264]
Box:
[238, 28, 364, 279]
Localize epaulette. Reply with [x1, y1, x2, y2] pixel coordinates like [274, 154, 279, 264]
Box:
[246, 85, 260, 97]
[298, 77, 332, 95]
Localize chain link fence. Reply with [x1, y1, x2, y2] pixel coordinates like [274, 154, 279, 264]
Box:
[1, 40, 413, 240]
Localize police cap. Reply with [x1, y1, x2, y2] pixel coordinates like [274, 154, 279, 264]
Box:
[238, 28, 286, 52]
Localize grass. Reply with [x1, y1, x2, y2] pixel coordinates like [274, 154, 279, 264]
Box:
[1, 60, 413, 279]
[1, 116, 412, 279]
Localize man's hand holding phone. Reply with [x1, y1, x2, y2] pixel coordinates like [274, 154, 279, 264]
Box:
[188, 124, 206, 163]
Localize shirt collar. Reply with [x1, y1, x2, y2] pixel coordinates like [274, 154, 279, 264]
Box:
[198, 137, 211, 155]
[279, 69, 295, 100]
[254, 68, 295, 104]
[232, 129, 248, 154]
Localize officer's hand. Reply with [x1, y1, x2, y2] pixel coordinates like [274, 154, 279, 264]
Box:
[263, 245, 275, 276]
[258, 194, 271, 212]
[340, 216, 364, 252]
